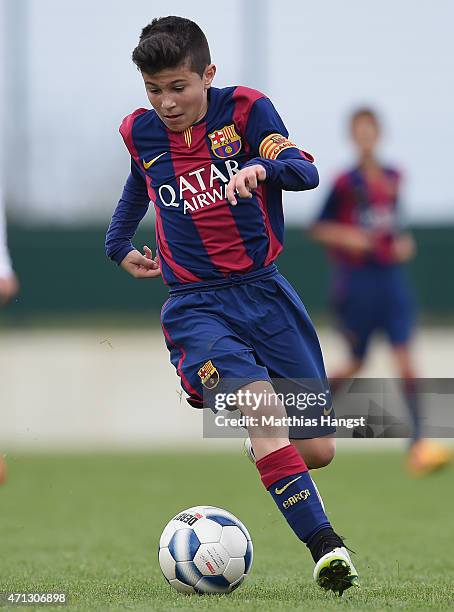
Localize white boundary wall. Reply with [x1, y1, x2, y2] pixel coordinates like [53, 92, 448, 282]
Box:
[1, 327, 452, 450]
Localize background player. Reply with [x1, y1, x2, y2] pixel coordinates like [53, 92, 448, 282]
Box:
[311, 108, 451, 476]
[0, 181, 18, 485]
[106, 16, 359, 594]
[0, 184, 18, 306]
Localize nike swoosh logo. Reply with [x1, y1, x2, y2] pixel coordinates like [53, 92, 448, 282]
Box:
[143, 151, 167, 169]
[275, 476, 302, 495]
[323, 405, 333, 416]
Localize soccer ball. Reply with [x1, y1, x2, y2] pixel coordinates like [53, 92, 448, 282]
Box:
[158, 505, 253, 594]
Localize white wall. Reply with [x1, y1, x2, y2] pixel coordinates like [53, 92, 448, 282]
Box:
[1, 327, 453, 450]
[2, 0, 453, 224]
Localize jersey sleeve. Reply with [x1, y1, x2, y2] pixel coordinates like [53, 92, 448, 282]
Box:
[245, 96, 314, 162]
[105, 159, 150, 265]
[119, 108, 148, 162]
[239, 93, 318, 191]
[105, 109, 152, 264]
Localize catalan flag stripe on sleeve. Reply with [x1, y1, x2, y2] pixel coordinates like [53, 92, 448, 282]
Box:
[259, 133, 299, 160]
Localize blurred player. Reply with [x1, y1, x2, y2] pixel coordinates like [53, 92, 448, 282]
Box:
[106, 16, 359, 594]
[0, 188, 18, 305]
[311, 108, 451, 476]
[0, 177, 18, 485]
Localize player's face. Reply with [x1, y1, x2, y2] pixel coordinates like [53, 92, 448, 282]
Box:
[142, 63, 216, 132]
[351, 116, 380, 156]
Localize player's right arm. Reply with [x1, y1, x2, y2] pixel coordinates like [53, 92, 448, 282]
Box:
[105, 160, 160, 279]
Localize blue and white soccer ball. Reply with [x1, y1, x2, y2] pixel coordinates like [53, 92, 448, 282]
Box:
[158, 505, 253, 594]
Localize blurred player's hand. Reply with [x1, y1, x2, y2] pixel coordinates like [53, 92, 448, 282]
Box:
[226, 164, 266, 205]
[0, 273, 19, 305]
[311, 222, 373, 254]
[341, 228, 374, 254]
[120, 246, 161, 279]
[393, 233, 416, 263]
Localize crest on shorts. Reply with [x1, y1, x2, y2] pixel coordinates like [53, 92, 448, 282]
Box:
[208, 125, 242, 159]
[197, 360, 220, 389]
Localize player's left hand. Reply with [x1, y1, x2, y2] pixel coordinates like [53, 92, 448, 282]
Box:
[226, 164, 266, 205]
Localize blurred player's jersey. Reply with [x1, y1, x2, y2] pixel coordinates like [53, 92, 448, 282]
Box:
[319, 166, 401, 266]
[106, 86, 316, 286]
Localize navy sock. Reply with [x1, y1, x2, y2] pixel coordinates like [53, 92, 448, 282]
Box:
[256, 444, 331, 543]
[402, 378, 421, 441]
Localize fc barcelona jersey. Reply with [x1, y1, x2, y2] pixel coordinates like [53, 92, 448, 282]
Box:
[318, 166, 402, 267]
[106, 86, 318, 286]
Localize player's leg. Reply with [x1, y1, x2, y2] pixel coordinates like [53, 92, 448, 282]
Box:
[246, 430, 336, 470]
[329, 357, 363, 396]
[392, 343, 421, 440]
[328, 267, 375, 395]
[237, 380, 358, 595]
[291, 435, 336, 469]
[242, 277, 339, 468]
[237, 276, 358, 593]
[384, 269, 451, 475]
[392, 343, 451, 475]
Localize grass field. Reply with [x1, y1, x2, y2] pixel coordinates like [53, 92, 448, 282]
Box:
[1, 451, 454, 611]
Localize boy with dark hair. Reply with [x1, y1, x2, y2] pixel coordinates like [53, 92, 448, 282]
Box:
[311, 108, 451, 476]
[106, 16, 359, 595]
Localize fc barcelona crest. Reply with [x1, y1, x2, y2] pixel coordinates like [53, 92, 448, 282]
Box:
[208, 124, 242, 159]
[197, 360, 220, 389]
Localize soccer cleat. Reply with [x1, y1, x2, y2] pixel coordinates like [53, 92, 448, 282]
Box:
[243, 438, 256, 464]
[406, 439, 452, 477]
[313, 546, 359, 596]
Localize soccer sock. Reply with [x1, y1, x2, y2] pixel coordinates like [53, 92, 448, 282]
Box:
[402, 378, 421, 442]
[256, 444, 331, 546]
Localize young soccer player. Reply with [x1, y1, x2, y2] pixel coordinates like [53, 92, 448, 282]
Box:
[106, 16, 359, 594]
[311, 108, 451, 476]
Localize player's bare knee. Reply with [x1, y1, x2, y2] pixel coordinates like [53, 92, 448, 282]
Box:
[313, 441, 336, 468]
[292, 437, 336, 469]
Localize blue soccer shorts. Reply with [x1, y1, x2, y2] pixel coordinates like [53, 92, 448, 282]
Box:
[332, 264, 415, 360]
[161, 266, 334, 440]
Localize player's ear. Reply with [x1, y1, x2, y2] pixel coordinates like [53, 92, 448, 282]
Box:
[203, 64, 216, 89]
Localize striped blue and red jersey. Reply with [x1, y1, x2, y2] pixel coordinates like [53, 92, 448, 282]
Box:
[319, 166, 402, 267]
[106, 86, 318, 286]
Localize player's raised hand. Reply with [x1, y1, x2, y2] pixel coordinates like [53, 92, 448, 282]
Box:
[120, 246, 161, 279]
[226, 164, 267, 205]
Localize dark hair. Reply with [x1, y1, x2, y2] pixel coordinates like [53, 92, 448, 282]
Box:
[350, 107, 380, 129]
[132, 16, 211, 77]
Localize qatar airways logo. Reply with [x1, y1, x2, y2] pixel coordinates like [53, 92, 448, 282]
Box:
[157, 159, 240, 214]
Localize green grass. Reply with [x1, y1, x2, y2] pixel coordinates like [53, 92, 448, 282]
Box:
[1, 451, 453, 611]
